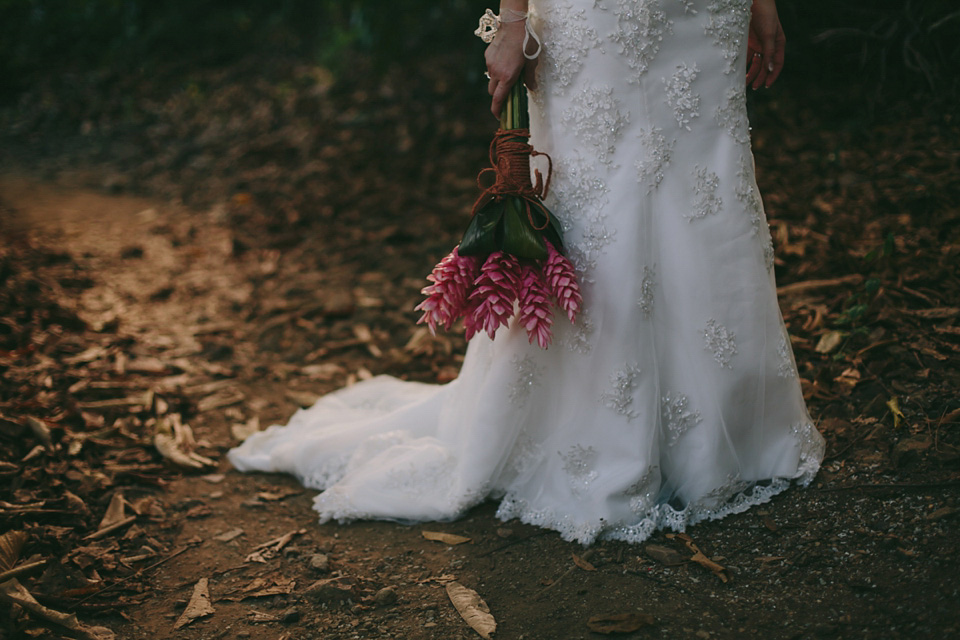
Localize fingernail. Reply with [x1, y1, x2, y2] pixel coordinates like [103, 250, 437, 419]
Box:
[768, 62, 774, 73]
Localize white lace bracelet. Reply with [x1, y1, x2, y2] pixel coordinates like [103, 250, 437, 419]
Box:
[474, 8, 542, 60]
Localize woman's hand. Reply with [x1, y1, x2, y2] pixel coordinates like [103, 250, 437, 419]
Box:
[745, 0, 785, 89]
[485, 20, 538, 118]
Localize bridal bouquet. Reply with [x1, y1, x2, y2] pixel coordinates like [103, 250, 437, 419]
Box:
[415, 83, 581, 348]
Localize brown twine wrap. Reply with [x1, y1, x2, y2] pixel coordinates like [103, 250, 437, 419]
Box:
[471, 128, 553, 230]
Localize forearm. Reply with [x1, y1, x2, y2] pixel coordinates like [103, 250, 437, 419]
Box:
[499, 0, 529, 13]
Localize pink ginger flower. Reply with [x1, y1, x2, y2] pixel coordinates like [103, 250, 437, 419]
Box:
[544, 242, 582, 323]
[415, 246, 480, 333]
[518, 264, 554, 348]
[465, 251, 522, 340]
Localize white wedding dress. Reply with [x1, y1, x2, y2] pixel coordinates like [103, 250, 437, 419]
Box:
[229, 0, 824, 544]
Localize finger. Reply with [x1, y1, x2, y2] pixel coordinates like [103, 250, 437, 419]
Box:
[488, 76, 497, 97]
[751, 58, 768, 91]
[491, 81, 511, 118]
[754, 38, 776, 90]
[746, 51, 762, 86]
[766, 30, 786, 87]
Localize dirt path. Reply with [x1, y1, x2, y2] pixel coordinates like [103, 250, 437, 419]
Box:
[3, 173, 958, 640]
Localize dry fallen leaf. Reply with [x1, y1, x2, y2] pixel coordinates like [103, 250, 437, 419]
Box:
[0, 530, 28, 571]
[174, 577, 215, 629]
[446, 581, 496, 640]
[231, 416, 261, 441]
[185, 504, 212, 518]
[154, 414, 216, 469]
[25, 416, 54, 452]
[422, 531, 472, 545]
[285, 389, 320, 407]
[197, 387, 245, 412]
[248, 610, 281, 623]
[0, 578, 115, 640]
[572, 552, 597, 572]
[689, 551, 729, 582]
[834, 367, 861, 395]
[887, 396, 906, 429]
[246, 529, 305, 563]
[644, 544, 685, 566]
[214, 528, 244, 542]
[417, 573, 457, 585]
[98, 491, 127, 531]
[587, 612, 656, 634]
[239, 576, 296, 599]
[815, 330, 845, 354]
[674, 533, 729, 583]
[256, 489, 301, 501]
[301, 362, 346, 380]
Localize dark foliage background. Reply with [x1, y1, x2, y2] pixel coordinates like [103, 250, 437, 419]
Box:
[0, 0, 479, 96]
[1, 0, 958, 101]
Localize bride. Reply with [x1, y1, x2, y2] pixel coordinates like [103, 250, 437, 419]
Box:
[229, 0, 824, 545]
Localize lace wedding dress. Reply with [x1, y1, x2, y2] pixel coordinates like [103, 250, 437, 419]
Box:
[229, 0, 824, 545]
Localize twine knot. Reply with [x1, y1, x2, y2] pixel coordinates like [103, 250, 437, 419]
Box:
[471, 128, 552, 230]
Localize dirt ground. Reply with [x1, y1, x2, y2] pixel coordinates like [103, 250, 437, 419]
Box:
[1, 166, 958, 640]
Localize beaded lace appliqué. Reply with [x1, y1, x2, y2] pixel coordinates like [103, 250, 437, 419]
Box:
[540, 1, 602, 94]
[703, 319, 737, 368]
[624, 464, 660, 515]
[777, 333, 797, 378]
[303, 429, 397, 490]
[638, 266, 656, 318]
[385, 455, 455, 496]
[552, 153, 610, 224]
[599, 363, 642, 420]
[303, 454, 349, 491]
[564, 307, 595, 354]
[791, 421, 825, 480]
[736, 154, 775, 269]
[636, 127, 675, 191]
[562, 85, 630, 166]
[705, 0, 752, 74]
[559, 444, 600, 496]
[609, 0, 673, 81]
[678, 0, 698, 14]
[715, 86, 750, 144]
[551, 153, 615, 285]
[688, 165, 722, 221]
[507, 435, 545, 477]
[689, 473, 751, 512]
[661, 391, 703, 446]
[510, 355, 543, 404]
[663, 63, 700, 131]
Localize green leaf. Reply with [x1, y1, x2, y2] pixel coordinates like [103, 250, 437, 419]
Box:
[460, 201, 503, 256]
[502, 198, 547, 260]
[543, 207, 566, 252]
[883, 232, 895, 257]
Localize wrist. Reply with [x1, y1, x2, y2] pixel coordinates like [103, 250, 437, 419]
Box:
[498, 8, 528, 23]
[498, 19, 526, 31]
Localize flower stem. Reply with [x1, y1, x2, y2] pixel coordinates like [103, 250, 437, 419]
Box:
[500, 82, 528, 131]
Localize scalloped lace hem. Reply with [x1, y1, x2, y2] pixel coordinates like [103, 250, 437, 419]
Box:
[310, 464, 818, 546]
[496, 467, 817, 546]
